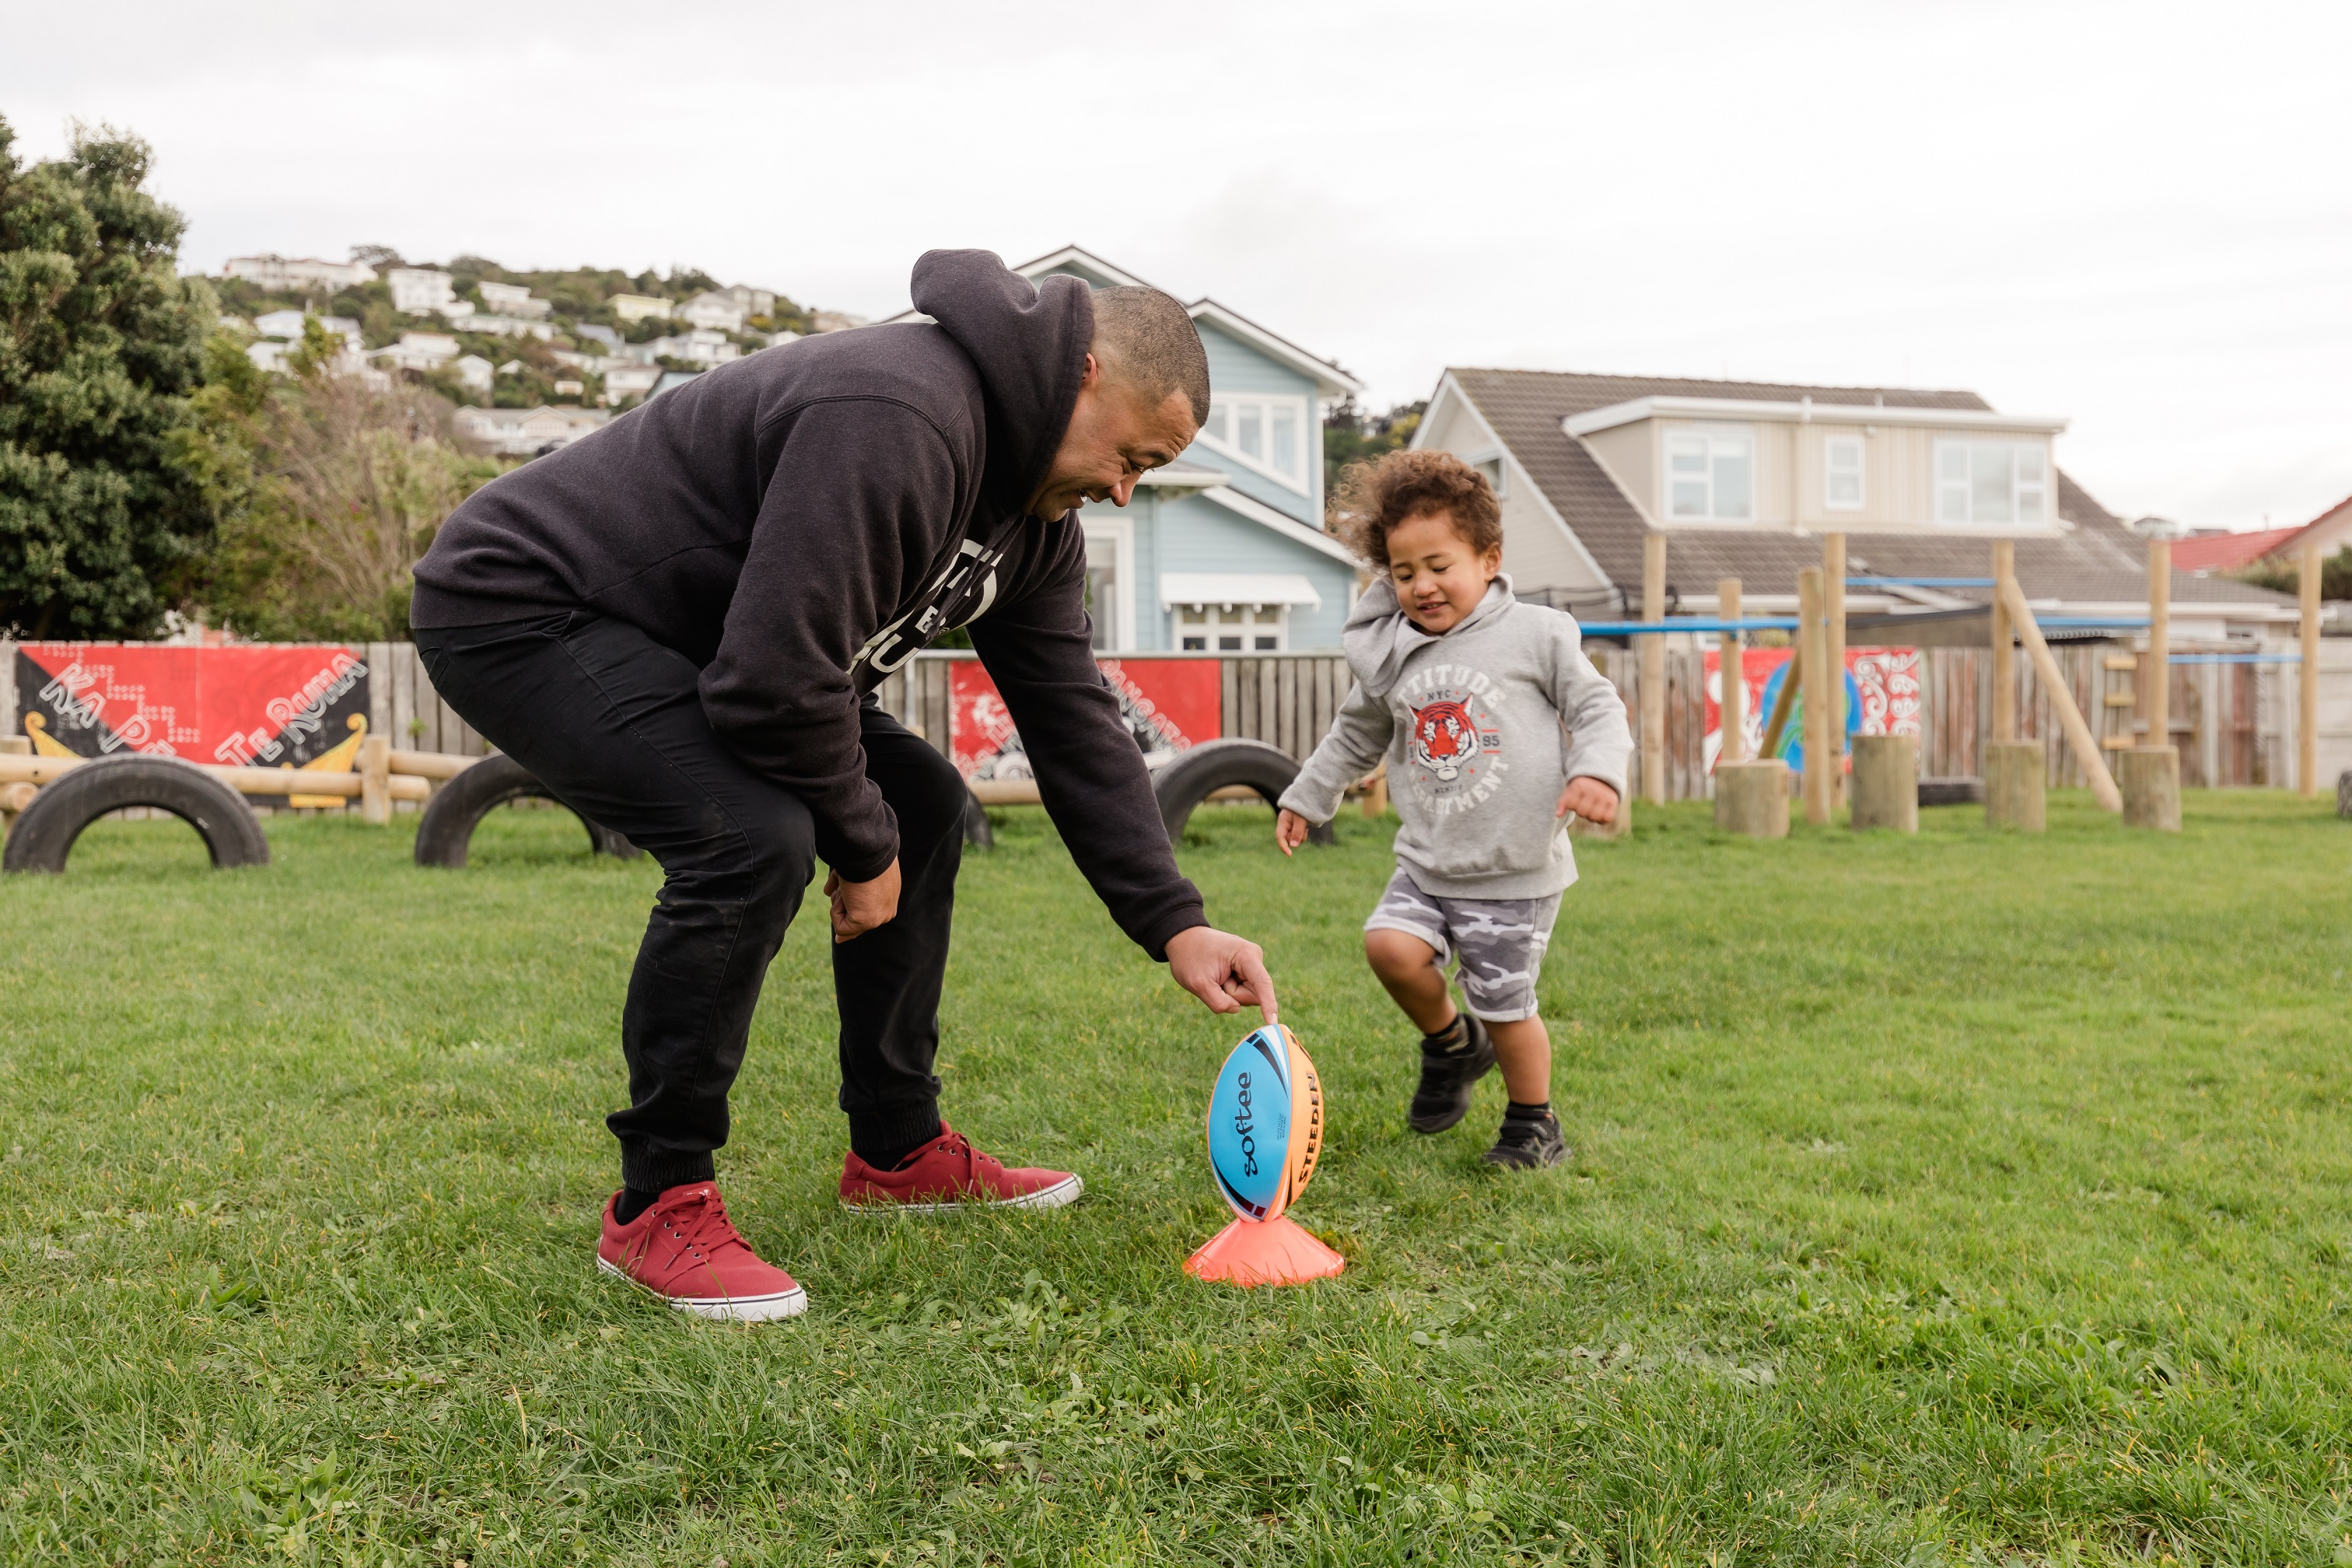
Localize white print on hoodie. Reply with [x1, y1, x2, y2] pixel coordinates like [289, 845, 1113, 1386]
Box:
[1279, 574, 1633, 901]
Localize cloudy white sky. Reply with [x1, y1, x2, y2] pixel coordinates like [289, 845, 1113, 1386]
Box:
[6, 0, 2346, 530]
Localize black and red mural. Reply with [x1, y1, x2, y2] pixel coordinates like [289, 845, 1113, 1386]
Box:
[14, 644, 373, 806]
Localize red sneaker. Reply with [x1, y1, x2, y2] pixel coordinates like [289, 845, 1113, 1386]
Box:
[839, 1121, 1083, 1215]
[596, 1182, 808, 1321]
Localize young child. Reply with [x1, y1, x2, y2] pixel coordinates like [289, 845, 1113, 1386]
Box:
[1276, 451, 1631, 1169]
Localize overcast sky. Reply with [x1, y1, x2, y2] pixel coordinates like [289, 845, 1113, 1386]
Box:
[7, 0, 2346, 530]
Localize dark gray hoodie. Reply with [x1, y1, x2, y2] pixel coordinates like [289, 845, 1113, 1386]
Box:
[411, 251, 1206, 957]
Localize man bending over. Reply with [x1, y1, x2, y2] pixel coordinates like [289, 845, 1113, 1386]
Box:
[410, 251, 1276, 1321]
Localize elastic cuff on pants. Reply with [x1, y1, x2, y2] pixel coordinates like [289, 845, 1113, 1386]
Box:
[847, 1100, 943, 1166]
[620, 1149, 719, 1195]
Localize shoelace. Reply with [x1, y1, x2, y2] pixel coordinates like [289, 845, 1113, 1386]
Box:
[653, 1187, 755, 1271]
[922, 1130, 1003, 1185]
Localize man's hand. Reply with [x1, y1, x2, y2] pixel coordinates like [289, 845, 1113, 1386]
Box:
[1556, 775, 1619, 825]
[825, 859, 901, 943]
[1276, 808, 1315, 856]
[1165, 925, 1278, 1024]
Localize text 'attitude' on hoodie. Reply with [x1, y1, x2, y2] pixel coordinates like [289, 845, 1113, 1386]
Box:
[411, 250, 1206, 958]
[1279, 575, 1633, 901]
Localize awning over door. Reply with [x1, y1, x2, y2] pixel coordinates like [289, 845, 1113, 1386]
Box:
[1158, 572, 1324, 611]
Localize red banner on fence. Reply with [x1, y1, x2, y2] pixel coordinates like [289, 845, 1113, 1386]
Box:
[949, 658, 1221, 782]
[1703, 646, 1921, 773]
[13, 644, 373, 803]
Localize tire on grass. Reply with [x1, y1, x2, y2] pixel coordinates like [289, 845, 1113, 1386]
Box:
[413, 753, 640, 868]
[2, 755, 270, 873]
[1150, 738, 1335, 847]
[961, 789, 994, 850]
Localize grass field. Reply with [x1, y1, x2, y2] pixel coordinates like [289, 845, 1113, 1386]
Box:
[1, 791, 2348, 1566]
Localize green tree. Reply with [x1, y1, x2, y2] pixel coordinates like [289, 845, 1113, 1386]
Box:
[1323, 398, 1424, 499]
[0, 116, 216, 636]
[2238, 544, 2352, 602]
[195, 318, 499, 640]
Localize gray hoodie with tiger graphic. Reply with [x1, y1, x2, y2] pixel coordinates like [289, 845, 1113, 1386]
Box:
[1277, 574, 1633, 901]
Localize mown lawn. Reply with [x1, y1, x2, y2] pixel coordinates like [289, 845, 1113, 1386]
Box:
[0, 790, 2347, 1566]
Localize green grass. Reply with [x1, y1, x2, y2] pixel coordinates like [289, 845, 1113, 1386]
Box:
[2, 792, 2349, 1566]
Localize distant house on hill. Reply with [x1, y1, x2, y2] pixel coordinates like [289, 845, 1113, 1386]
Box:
[880, 245, 1363, 651]
[251, 310, 360, 345]
[600, 363, 661, 403]
[476, 280, 551, 320]
[387, 268, 459, 316]
[680, 291, 747, 333]
[609, 293, 674, 324]
[370, 332, 460, 373]
[453, 405, 609, 457]
[224, 254, 376, 292]
[1411, 369, 2302, 643]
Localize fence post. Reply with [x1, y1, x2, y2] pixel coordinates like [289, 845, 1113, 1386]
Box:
[1990, 541, 2015, 744]
[1799, 568, 1832, 825]
[2302, 541, 2322, 797]
[1986, 541, 2042, 828]
[1717, 578, 1744, 767]
[1641, 534, 1666, 806]
[2123, 538, 2181, 830]
[359, 736, 392, 825]
[1823, 534, 1846, 805]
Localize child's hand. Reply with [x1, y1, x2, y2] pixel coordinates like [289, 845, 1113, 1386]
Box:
[1556, 776, 1619, 825]
[1276, 808, 1314, 856]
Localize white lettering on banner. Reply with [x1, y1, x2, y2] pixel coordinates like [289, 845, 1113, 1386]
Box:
[215, 653, 366, 765]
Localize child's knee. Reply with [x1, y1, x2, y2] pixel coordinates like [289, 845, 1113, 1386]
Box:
[1364, 927, 1439, 978]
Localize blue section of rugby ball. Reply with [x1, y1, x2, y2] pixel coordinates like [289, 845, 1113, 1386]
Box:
[1206, 1027, 1293, 1220]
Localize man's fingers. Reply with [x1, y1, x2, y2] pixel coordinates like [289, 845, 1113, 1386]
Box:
[1234, 945, 1279, 1024]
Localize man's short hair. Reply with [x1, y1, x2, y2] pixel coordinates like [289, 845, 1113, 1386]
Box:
[1090, 285, 1210, 428]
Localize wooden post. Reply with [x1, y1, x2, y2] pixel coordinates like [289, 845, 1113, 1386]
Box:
[2144, 538, 2172, 747]
[1640, 533, 1666, 806]
[1997, 575, 2123, 812]
[1990, 541, 2016, 744]
[1714, 761, 1789, 837]
[1717, 578, 1745, 767]
[1799, 568, 1832, 825]
[1823, 534, 1846, 805]
[0, 734, 27, 838]
[360, 735, 392, 825]
[1850, 733, 1918, 832]
[2119, 747, 2182, 831]
[1759, 645, 1801, 761]
[2301, 541, 2322, 798]
[1986, 742, 2046, 831]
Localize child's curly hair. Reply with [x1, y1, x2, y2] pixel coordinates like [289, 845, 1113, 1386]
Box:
[1331, 450, 1503, 566]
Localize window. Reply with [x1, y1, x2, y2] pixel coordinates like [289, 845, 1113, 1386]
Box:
[1084, 533, 1119, 651]
[1824, 436, 1864, 511]
[1197, 394, 1310, 489]
[1665, 428, 1753, 520]
[1176, 603, 1287, 652]
[1472, 454, 1510, 499]
[1934, 440, 2047, 525]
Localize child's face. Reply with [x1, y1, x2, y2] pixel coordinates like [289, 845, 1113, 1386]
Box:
[1386, 509, 1503, 635]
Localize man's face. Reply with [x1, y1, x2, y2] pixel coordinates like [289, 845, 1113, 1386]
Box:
[1027, 353, 1199, 518]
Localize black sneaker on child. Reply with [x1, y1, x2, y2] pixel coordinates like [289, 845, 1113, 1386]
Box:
[1482, 1103, 1568, 1170]
[1407, 1012, 1496, 1133]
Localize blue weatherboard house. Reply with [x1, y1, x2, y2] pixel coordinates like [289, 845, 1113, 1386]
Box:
[892, 247, 1364, 652]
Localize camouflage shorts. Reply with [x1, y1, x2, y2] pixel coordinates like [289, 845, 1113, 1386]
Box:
[1363, 869, 1562, 1023]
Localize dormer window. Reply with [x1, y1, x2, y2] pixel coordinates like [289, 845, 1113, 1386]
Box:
[1199, 394, 1310, 490]
[1935, 439, 2047, 525]
[1665, 428, 1753, 521]
[1824, 436, 1864, 510]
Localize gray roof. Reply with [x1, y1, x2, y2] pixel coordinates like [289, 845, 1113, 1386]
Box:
[1446, 368, 2291, 613]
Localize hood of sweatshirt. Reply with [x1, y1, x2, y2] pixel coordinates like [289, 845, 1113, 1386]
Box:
[911, 250, 1093, 518]
[1342, 572, 1518, 698]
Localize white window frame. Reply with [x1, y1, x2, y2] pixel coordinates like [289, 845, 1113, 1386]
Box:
[1933, 439, 2049, 527]
[1195, 393, 1313, 494]
[1174, 602, 1289, 653]
[1663, 424, 1756, 523]
[1823, 436, 1864, 512]
[1080, 516, 1136, 651]
[1468, 449, 1510, 499]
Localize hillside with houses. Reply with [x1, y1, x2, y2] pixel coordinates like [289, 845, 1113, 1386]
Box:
[213, 250, 870, 454]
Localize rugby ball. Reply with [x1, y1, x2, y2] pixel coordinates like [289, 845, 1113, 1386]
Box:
[1204, 1025, 1324, 1223]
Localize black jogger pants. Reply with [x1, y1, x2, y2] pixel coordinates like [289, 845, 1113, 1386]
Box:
[414, 611, 966, 1192]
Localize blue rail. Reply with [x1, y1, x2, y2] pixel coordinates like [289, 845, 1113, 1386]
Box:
[1578, 617, 1801, 635]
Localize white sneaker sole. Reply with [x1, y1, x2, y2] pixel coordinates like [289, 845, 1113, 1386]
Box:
[597, 1255, 809, 1321]
[842, 1172, 1083, 1217]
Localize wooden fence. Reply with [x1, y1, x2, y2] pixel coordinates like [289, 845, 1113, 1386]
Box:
[879, 644, 2315, 802]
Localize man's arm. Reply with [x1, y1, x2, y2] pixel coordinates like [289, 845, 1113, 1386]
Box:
[964, 526, 1208, 959]
[699, 400, 964, 882]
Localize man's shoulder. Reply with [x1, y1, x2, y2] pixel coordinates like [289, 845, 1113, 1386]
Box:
[749, 324, 985, 432]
